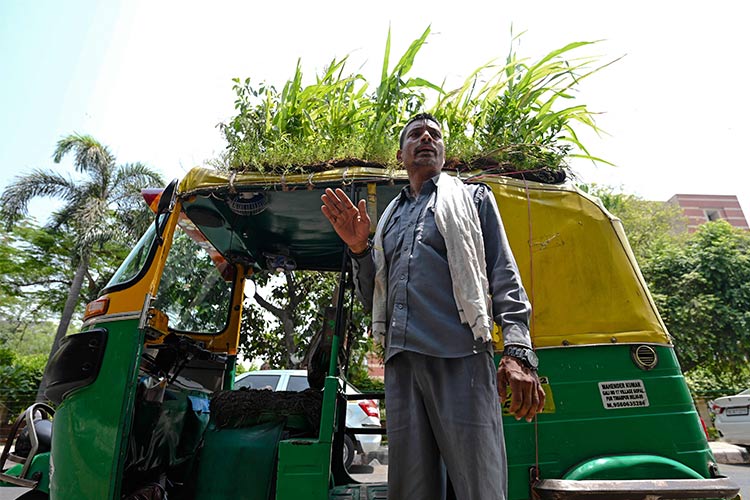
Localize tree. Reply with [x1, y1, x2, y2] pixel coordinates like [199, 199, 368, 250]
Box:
[0, 349, 46, 429]
[0, 134, 163, 400]
[642, 221, 750, 375]
[241, 271, 371, 369]
[0, 220, 72, 348]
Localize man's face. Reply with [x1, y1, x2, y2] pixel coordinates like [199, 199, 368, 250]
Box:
[397, 119, 445, 174]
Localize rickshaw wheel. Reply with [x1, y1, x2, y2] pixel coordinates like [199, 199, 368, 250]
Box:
[18, 491, 48, 499]
[343, 434, 356, 470]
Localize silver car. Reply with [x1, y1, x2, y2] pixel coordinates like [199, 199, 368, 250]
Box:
[712, 389, 750, 445]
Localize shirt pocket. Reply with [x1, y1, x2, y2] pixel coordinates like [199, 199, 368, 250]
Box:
[382, 213, 401, 256]
[419, 205, 447, 254]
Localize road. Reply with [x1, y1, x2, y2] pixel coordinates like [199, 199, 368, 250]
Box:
[720, 463, 750, 499]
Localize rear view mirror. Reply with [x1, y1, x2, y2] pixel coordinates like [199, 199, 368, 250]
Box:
[153, 179, 178, 244]
[158, 179, 178, 215]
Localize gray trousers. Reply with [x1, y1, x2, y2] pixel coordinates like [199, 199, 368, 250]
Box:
[385, 351, 507, 500]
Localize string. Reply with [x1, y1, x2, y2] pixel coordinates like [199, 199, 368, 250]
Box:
[522, 174, 542, 495]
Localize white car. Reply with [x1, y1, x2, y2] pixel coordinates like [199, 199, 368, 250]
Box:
[712, 389, 750, 445]
[234, 369, 382, 468]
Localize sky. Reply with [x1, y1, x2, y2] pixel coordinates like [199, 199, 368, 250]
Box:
[1, 0, 748, 221]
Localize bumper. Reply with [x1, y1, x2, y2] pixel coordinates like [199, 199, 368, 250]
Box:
[354, 431, 382, 454]
[533, 477, 740, 499]
[715, 421, 750, 445]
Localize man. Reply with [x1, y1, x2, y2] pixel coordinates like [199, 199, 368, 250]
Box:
[321, 113, 544, 499]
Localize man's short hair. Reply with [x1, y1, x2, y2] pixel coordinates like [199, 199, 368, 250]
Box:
[399, 112, 441, 149]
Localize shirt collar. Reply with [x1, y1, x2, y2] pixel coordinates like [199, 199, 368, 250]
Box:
[399, 172, 442, 201]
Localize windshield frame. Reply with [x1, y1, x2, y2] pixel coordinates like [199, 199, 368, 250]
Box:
[102, 213, 169, 295]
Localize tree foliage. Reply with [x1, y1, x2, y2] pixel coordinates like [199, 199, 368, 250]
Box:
[0, 349, 46, 425]
[0, 220, 73, 339]
[642, 221, 750, 376]
[0, 133, 163, 401]
[240, 270, 374, 372]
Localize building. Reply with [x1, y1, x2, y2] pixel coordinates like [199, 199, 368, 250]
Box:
[668, 194, 749, 232]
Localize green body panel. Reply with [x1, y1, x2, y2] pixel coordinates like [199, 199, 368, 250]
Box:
[276, 439, 332, 500]
[50, 320, 144, 500]
[563, 454, 703, 480]
[499, 344, 714, 499]
[194, 422, 285, 499]
[274, 376, 339, 499]
[318, 376, 340, 444]
[0, 452, 50, 492]
[223, 355, 237, 390]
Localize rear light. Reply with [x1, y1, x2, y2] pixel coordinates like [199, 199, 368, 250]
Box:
[699, 417, 709, 440]
[83, 297, 109, 321]
[358, 400, 379, 418]
[711, 404, 724, 415]
[141, 188, 164, 213]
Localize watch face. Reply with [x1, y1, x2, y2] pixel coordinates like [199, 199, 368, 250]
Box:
[526, 349, 539, 369]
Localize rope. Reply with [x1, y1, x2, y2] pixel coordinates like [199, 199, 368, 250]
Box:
[522, 174, 543, 496]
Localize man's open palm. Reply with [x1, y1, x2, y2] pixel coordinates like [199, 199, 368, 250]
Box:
[321, 188, 371, 252]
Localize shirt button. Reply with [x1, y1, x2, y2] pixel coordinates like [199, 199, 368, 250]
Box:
[397, 304, 404, 309]
[400, 274, 406, 280]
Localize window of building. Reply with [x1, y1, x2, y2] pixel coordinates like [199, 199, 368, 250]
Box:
[704, 209, 723, 222]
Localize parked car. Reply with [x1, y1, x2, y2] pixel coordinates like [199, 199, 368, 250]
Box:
[712, 389, 750, 445]
[234, 369, 381, 468]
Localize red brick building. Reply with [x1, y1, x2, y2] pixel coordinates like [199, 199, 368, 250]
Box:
[668, 194, 748, 232]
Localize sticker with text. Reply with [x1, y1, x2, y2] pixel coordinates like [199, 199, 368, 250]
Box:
[501, 376, 556, 416]
[598, 379, 649, 409]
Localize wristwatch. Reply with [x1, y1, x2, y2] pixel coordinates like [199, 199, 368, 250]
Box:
[503, 345, 539, 371]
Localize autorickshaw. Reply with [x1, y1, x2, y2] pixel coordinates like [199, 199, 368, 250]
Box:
[0, 165, 740, 499]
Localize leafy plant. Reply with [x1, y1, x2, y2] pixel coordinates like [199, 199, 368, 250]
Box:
[219, 27, 614, 175]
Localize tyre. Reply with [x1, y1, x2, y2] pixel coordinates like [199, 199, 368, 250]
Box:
[18, 491, 49, 499]
[343, 434, 356, 470]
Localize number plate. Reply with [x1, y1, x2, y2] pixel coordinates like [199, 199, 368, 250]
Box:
[726, 407, 749, 416]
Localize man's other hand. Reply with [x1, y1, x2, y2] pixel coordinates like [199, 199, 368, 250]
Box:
[497, 356, 545, 422]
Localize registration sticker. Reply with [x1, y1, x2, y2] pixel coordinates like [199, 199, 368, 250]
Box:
[599, 380, 649, 409]
[501, 376, 556, 415]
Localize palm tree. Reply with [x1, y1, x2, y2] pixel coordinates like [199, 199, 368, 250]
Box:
[0, 133, 163, 400]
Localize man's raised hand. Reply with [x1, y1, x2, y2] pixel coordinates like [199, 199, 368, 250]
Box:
[321, 188, 371, 253]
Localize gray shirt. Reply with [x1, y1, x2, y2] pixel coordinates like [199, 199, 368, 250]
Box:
[352, 175, 532, 362]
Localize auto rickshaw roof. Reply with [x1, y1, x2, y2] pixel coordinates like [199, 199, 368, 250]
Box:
[178, 166, 410, 271]
[177, 166, 672, 348]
